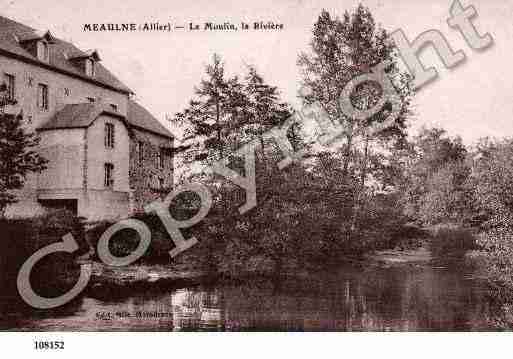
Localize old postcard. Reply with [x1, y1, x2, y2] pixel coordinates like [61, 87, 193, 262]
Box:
[0, 0, 512, 351]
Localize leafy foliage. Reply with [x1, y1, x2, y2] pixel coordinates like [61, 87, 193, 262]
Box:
[297, 6, 414, 242]
[470, 139, 513, 286]
[173, 55, 294, 167]
[0, 84, 48, 215]
[397, 127, 471, 224]
[0, 209, 86, 299]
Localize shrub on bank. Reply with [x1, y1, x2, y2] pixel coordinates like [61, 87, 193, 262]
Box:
[428, 224, 477, 257]
[472, 223, 513, 329]
[87, 213, 179, 264]
[0, 209, 87, 300]
[476, 215, 513, 293]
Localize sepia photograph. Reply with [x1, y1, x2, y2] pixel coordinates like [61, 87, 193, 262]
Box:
[0, 0, 512, 354]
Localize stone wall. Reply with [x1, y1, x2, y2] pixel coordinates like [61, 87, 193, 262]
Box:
[38, 128, 85, 190]
[0, 53, 174, 220]
[81, 189, 130, 221]
[1, 53, 130, 220]
[0, 55, 128, 132]
[129, 128, 174, 213]
[86, 115, 130, 193]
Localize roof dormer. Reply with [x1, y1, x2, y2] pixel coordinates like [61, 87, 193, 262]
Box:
[67, 49, 101, 77]
[16, 30, 55, 62]
[82, 49, 101, 62]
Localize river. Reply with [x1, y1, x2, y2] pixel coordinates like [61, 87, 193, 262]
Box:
[0, 249, 504, 331]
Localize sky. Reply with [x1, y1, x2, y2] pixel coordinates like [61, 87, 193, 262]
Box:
[2, 0, 512, 144]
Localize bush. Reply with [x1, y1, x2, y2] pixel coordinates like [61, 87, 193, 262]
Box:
[86, 213, 179, 264]
[428, 224, 477, 257]
[0, 209, 87, 301]
[388, 223, 429, 250]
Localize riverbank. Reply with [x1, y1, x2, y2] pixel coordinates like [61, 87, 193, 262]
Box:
[3, 244, 503, 331]
[85, 243, 472, 291]
[466, 250, 513, 329]
[84, 245, 456, 294]
[82, 240, 513, 330]
[86, 261, 212, 299]
[86, 256, 313, 298]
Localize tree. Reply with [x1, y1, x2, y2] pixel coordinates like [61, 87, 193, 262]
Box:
[297, 5, 413, 238]
[298, 5, 411, 174]
[173, 54, 247, 165]
[469, 139, 513, 288]
[470, 138, 513, 228]
[419, 161, 472, 224]
[174, 55, 299, 170]
[0, 83, 48, 216]
[400, 127, 469, 223]
[241, 66, 295, 155]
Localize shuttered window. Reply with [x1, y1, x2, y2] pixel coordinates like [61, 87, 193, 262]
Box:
[104, 163, 114, 188]
[137, 141, 144, 164]
[37, 83, 48, 110]
[105, 123, 115, 148]
[4, 73, 15, 101]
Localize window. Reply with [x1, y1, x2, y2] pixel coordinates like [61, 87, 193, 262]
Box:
[158, 147, 167, 169]
[64, 87, 70, 96]
[85, 59, 95, 77]
[86, 97, 95, 103]
[156, 149, 162, 169]
[4, 73, 15, 101]
[37, 83, 48, 110]
[151, 175, 161, 190]
[37, 41, 49, 62]
[104, 163, 114, 188]
[137, 141, 144, 164]
[159, 177, 164, 189]
[110, 104, 118, 112]
[104, 123, 115, 148]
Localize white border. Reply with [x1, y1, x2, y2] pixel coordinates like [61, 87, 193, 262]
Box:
[1, 332, 512, 359]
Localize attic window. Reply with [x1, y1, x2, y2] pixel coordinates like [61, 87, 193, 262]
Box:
[36, 41, 49, 62]
[17, 30, 54, 61]
[68, 50, 100, 77]
[85, 58, 95, 77]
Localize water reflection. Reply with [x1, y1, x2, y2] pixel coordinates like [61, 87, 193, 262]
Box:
[172, 290, 223, 331]
[0, 259, 501, 331]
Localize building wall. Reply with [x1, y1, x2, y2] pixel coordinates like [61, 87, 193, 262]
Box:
[129, 128, 174, 213]
[6, 117, 132, 221]
[4, 128, 87, 218]
[0, 55, 128, 133]
[0, 54, 131, 220]
[81, 190, 129, 221]
[0, 54, 174, 220]
[38, 128, 86, 190]
[86, 115, 130, 192]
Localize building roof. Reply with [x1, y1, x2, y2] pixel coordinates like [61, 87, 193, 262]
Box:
[128, 100, 174, 139]
[0, 16, 132, 94]
[38, 103, 125, 131]
[38, 101, 175, 139]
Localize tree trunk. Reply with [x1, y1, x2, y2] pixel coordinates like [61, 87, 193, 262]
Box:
[216, 98, 223, 160]
[342, 130, 354, 180]
[350, 133, 370, 235]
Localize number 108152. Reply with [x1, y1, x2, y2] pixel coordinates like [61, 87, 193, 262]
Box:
[34, 341, 64, 350]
